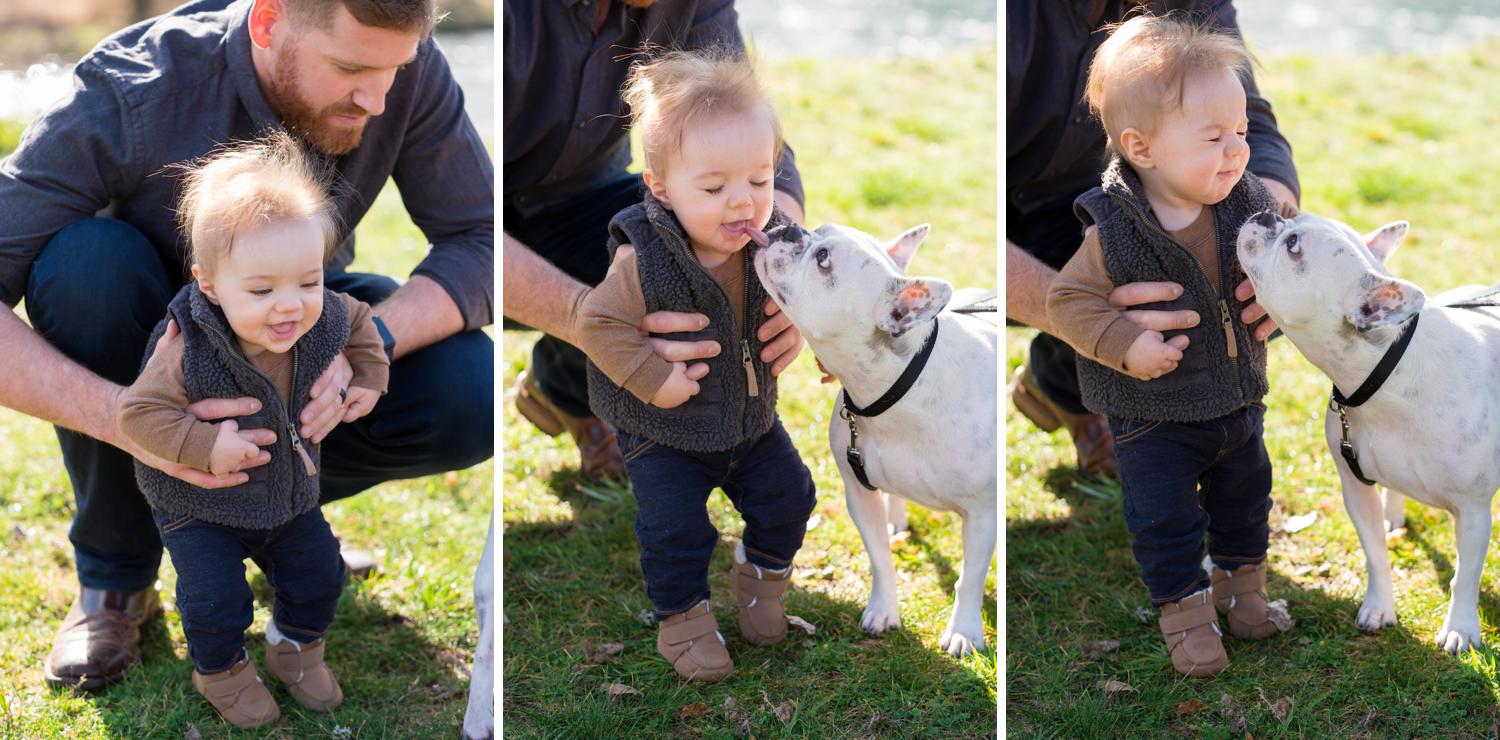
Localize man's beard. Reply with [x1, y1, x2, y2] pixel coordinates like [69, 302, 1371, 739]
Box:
[264, 49, 369, 156]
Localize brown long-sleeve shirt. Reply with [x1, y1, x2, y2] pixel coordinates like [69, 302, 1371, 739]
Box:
[577, 250, 746, 403]
[119, 292, 389, 472]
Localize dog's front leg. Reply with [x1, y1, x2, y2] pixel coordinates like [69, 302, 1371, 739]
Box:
[845, 474, 903, 634]
[462, 519, 495, 740]
[885, 494, 909, 538]
[939, 506, 996, 656]
[1330, 416, 1398, 632]
[1382, 487, 1407, 535]
[1436, 502, 1490, 654]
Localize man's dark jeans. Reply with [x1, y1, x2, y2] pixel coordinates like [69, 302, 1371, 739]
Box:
[502, 173, 643, 418]
[1109, 403, 1273, 605]
[24, 218, 493, 592]
[617, 421, 817, 618]
[152, 506, 344, 673]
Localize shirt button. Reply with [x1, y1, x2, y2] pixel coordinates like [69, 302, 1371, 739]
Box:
[577, 121, 587, 129]
[1073, 114, 1086, 124]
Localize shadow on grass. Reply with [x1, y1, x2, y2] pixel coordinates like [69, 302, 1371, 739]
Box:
[505, 478, 996, 737]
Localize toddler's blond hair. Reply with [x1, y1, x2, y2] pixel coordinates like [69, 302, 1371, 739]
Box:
[621, 47, 784, 174]
[175, 131, 339, 275]
[1085, 13, 1253, 153]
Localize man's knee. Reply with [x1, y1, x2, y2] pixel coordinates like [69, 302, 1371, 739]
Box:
[393, 330, 494, 469]
[25, 218, 175, 374]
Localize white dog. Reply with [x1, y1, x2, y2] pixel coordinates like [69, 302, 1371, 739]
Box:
[1238, 210, 1500, 653]
[462, 520, 494, 738]
[752, 222, 997, 656]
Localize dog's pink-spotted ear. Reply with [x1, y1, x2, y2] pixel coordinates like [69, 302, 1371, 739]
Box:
[877, 276, 953, 337]
[884, 224, 931, 272]
[1344, 273, 1425, 333]
[1362, 221, 1409, 263]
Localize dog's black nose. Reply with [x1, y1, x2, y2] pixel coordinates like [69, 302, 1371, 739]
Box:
[1253, 210, 1280, 229]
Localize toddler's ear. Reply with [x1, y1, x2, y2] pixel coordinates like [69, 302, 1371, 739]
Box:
[191, 264, 220, 305]
[643, 168, 671, 208]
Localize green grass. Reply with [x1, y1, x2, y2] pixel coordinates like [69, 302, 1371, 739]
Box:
[1008, 41, 1500, 735]
[0, 172, 492, 737]
[504, 48, 998, 736]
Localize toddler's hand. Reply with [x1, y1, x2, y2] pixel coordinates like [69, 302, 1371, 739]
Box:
[650, 361, 701, 408]
[341, 386, 381, 423]
[1122, 331, 1190, 381]
[208, 420, 264, 477]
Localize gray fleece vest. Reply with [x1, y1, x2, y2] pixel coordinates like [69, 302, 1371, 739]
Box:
[1072, 158, 1275, 422]
[135, 283, 349, 529]
[586, 195, 786, 452]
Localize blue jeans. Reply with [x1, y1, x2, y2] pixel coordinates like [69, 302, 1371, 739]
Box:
[503, 173, 643, 418]
[1109, 403, 1273, 605]
[617, 421, 818, 617]
[152, 506, 345, 673]
[24, 218, 493, 591]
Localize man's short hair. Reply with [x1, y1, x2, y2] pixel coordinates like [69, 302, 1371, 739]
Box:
[1084, 13, 1253, 152]
[285, 0, 441, 38]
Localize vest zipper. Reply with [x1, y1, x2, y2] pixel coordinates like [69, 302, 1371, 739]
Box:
[1109, 193, 1244, 401]
[202, 321, 316, 481]
[740, 248, 758, 398]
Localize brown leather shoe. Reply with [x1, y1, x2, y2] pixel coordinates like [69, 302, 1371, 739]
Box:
[193, 657, 281, 729]
[1009, 363, 1119, 479]
[513, 370, 625, 482]
[1212, 563, 1282, 639]
[731, 559, 793, 645]
[265, 635, 343, 712]
[656, 601, 733, 682]
[44, 587, 161, 689]
[1159, 589, 1228, 677]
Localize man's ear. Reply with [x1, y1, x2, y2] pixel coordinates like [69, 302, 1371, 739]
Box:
[876, 277, 952, 337]
[247, 0, 285, 50]
[192, 264, 221, 305]
[1119, 127, 1153, 170]
[643, 169, 670, 207]
[1343, 273, 1425, 333]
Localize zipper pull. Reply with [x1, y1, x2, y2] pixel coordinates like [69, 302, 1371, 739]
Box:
[741, 339, 759, 397]
[1219, 299, 1239, 358]
[287, 422, 317, 476]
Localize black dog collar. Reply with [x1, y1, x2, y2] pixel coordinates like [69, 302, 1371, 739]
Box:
[840, 319, 940, 490]
[1329, 313, 1420, 486]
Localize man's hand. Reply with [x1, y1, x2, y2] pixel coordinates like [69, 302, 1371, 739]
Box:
[1122, 331, 1190, 381]
[605, 245, 723, 376]
[1234, 278, 1278, 341]
[302, 354, 354, 443]
[756, 297, 804, 376]
[1107, 281, 1201, 334]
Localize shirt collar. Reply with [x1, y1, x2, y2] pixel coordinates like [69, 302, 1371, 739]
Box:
[225, 0, 283, 133]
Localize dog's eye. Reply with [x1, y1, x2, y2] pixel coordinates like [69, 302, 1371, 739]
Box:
[1285, 233, 1301, 255]
[814, 247, 831, 270]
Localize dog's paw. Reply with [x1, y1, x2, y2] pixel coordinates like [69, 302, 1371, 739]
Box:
[939, 628, 985, 657]
[1356, 597, 1398, 632]
[860, 602, 902, 634]
[1436, 619, 1483, 654]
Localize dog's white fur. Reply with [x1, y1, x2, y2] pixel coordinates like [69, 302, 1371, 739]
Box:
[462, 520, 494, 738]
[753, 223, 997, 656]
[1238, 211, 1500, 653]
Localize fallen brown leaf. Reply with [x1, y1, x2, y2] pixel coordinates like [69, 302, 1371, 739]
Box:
[1176, 699, 1204, 716]
[600, 682, 639, 697]
[1134, 606, 1155, 624]
[184, 725, 202, 740]
[1080, 639, 1120, 661]
[787, 615, 816, 635]
[1267, 600, 1295, 632]
[584, 642, 625, 663]
[774, 700, 795, 724]
[679, 702, 710, 720]
[1098, 679, 1135, 694]
[1259, 687, 1291, 722]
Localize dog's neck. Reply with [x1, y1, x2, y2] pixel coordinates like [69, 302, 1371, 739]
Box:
[1285, 316, 1413, 405]
[813, 319, 938, 411]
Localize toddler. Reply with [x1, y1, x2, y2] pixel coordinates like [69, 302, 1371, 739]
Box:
[118, 132, 388, 726]
[578, 48, 817, 682]
[1045, 15, 1297, 677]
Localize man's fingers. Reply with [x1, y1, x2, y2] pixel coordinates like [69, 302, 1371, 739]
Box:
[1252, 316, 1279, 342]
[1234, 277, 1257, 303]
[684, 362, 710, 381]
[1119, 309, 1199, 333]
[1240, 300, 1268, 325]
[757, 303, 793, 342]
[242, 450, 272, 470]
[173, 464, 249, 489]
[646, 336, 721, 363]
[639, 310, 710, 335]
[1107, 281, 1184, 309]
[236, 427, 278, 446]
[1165, 334, 1191, 351]
[186, 396, 261, 421]
[150, 319, 182, 361]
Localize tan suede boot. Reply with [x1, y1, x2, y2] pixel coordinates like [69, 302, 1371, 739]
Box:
[264, 635, 344, 712]
[731, 559, 793, 645]
[1159, 589, 1228, 677]
[656, 601, 733, 682]
[192, 657, 281, 729]
[1212, 563, 1281, 639]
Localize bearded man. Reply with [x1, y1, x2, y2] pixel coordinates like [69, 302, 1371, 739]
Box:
[0, 0, 493, 688]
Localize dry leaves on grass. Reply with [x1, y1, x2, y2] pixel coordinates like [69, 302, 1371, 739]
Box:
[1220, 693, 1247, 734]
[679, 702, 710, 720]
[1176, 699, 1204, 716]
[762, 690, 795, 725]
[184, 725, 202, 740]
[583, 642, 624, 663]
[1134, 606, 1155, 624]
[1267, 600, 1295, 632]
[1283, 511, 1318, 533]
[600, 682, 639, 698]
[1260, 687, 1292, 722]
[1080, 639, 1120, 661]
[722, 696, 752, 737]
[1098, 679, 1135, 695]
[787, 615, 816, 635]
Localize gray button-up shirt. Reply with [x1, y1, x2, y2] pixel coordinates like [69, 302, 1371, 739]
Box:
[0, 0, 494, 331]
[504, 0, 803, 220]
